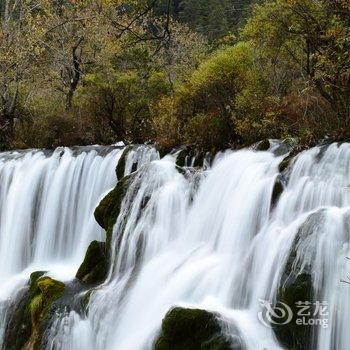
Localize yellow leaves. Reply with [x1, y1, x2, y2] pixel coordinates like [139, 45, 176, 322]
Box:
[188, 42, 254, 95]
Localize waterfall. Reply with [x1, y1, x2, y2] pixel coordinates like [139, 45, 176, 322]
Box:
[1, 142, 350, 350]
[0, 145, 157, 343]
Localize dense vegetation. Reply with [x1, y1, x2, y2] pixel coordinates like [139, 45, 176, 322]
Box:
[0, 0, 349, 151]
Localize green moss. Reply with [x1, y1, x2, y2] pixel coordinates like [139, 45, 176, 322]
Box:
[154, 307, 236, 350]
[116, 145, 133, 179]
[94, 175, 131, 231]
[76, 241, 107, 285]
[25, 275, 65, 349]
[28, 277, 65, 320]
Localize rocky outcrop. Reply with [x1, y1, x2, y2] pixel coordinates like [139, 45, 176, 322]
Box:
[154, 307, 245, 350]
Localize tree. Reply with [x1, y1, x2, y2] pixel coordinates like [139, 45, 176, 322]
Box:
[242, 0, 350, 125]
[0, 0, 48, 147]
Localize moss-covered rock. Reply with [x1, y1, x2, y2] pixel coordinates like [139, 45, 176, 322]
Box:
[116, 145, 133, 180]
[272, 212, 323, 350]
[154, 307, 244, 350]
[76, 241, 107, 285]
[94, 175, 132, 233]
[2, 271, 48, 350]
[25, 276, 65, 349]
[2, 288, 32, 350]
[3, 272, 65, 350]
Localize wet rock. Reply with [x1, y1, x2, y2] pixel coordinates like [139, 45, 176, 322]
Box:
[175, 146, 207, 168]
[76, 241, 107, 285]
[271, 175, 284, 207]
[154, 307, 245, 350]
[94, 175, 132, 246]
[80, 290, 92, 314]
[273, 212, 324, 350]
[2, 287, 32, 350]
[116, 145, 133, 180]
[95, 164, 153, 252]
[26, 276, 65, 349]
[278, 154, 294, 173]
[116, 145, 158, 179]
[39, 279, 90, 349]
[3, 272, 66, 350]
[2, 271, 48, 350]
[271, 138, 299, 157]
[255, 139, 270, 151]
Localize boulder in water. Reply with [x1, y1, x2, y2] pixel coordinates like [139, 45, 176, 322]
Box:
[26, 275, 65, 349]
[255, 139, 270, 151]
[116, 145, 133, 179]
[271, 175, 284, 207]
[154, 307, 245, 350]
[76, 240, 107, 285]
[272, 212, 323, 350]
[3, 271, 65, 350]
[94, 175, 132, 245]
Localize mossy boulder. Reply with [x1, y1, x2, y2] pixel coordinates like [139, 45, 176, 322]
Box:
[2, 271, 48, 350]
[2, 288, 32, 350]
[94, 175, 132, 246]
[272, 212, 323, 350]
[154, 307, 244, 350]
[25, 275, 65, 349]
[3, 272, 65, 350]
[116, 145, 134, 179]
[76, 241, 107, 285]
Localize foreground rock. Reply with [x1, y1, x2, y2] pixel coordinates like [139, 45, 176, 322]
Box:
[154, 307, 245, 350]
[3, 272, 65, 350]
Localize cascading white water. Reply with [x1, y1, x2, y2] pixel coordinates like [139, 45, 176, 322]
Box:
[2, 142, 350, 350]
[82, 143, 350, 350]
[0, 144, 158, 345]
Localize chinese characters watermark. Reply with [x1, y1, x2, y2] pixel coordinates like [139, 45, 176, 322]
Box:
[258, 299, 329, 328]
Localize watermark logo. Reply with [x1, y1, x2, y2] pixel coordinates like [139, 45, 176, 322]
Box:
[258, 299, 329, 328]
[258, 299, 293, 327]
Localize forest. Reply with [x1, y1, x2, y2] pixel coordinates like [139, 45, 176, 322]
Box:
[0, 0, 349, 151]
